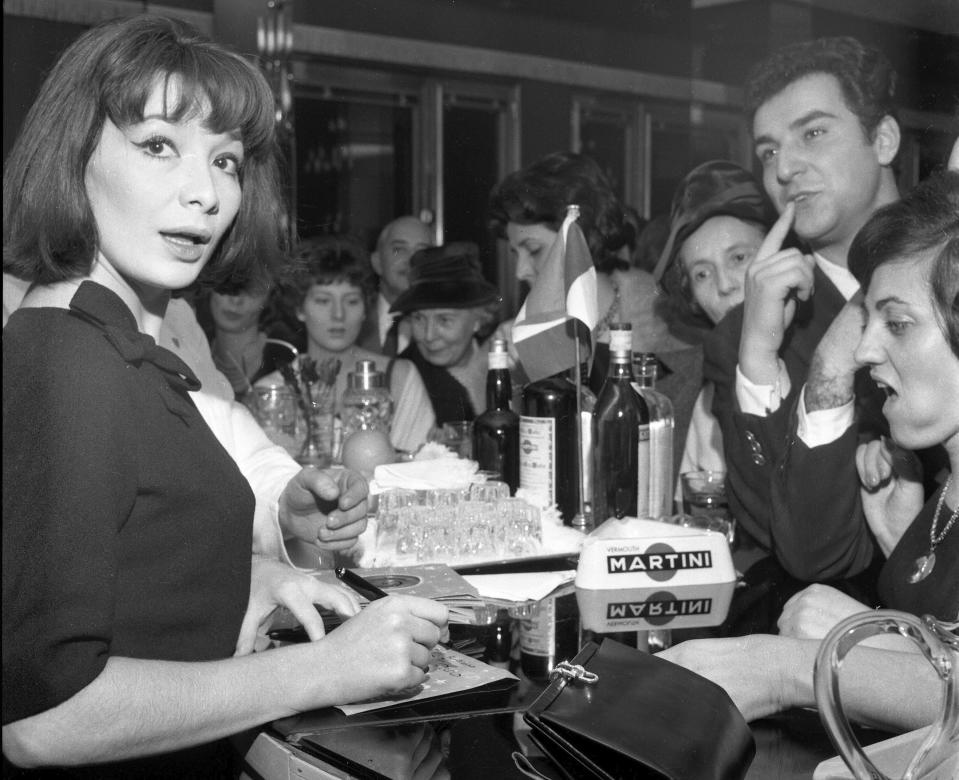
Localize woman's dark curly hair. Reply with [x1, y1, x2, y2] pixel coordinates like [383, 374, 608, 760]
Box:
[745, 36, 898, 147]
[850, 169, 959, 358]
[281, 235, 377, 312]
[488, 151, 630, 273]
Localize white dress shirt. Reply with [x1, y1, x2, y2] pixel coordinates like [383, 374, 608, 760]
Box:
[377, 293, 411, 354]
[735, 253, 858, 447]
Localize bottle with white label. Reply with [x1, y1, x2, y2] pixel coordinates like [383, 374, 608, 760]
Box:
[519, 366, 594, 526]
[519, 584, 581, 682]
[633, 353, 675, 519]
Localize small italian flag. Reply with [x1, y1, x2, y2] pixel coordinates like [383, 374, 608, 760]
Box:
[512, 205, 599, 383]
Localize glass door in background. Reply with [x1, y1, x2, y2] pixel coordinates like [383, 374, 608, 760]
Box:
[645, 101, 748, 219]
[291, 64, 423, 249]
[572, 95, 646, 215]
[438, 81, 519, 314]
[290, 64, 519, 311]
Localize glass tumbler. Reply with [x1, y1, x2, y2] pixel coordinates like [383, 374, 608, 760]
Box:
[253, 385, 297, 437]
[376, 488, 418, 556]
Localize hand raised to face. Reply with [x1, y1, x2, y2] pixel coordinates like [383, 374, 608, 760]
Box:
[738, 202, 816, 386]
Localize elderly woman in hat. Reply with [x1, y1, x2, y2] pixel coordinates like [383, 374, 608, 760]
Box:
[655, 160, 780, 484]
[390, 243, 502, 425]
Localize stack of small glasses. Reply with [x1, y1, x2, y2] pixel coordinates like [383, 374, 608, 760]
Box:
[375, 482, 542, 563]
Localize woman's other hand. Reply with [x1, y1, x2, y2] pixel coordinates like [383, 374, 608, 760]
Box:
[278, 466, 369, 549]
[235, 556, 360, 655]
[777, 584, 868, 640]
[856, 437, 923, 556]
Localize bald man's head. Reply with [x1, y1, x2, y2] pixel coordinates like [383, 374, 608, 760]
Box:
[371, 216, 433, 302]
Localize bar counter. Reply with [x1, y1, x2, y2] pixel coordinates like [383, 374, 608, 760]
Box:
[240, 550, 892, 780]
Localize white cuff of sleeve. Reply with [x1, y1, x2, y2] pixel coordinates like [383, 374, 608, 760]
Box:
[796, 385, 856, 448]
[735, 360, 791, 417]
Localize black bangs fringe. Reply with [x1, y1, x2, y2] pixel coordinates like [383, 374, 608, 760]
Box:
[100, 38, 275, 159]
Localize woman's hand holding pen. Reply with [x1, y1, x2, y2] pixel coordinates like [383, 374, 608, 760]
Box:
[305, 596, 450, 705]
[235, 555, 362, 656]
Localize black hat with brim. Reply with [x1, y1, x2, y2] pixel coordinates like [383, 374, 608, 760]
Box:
[390, 242, 501, 313]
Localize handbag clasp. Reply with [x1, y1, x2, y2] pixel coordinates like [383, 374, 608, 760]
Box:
[550, 661, 599, 685]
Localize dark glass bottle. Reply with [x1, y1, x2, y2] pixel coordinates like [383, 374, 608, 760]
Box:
[520, 365, 594, 525]
[472, 339, 520, 493]
[592, 324, 651, 523]
[519, 584, 581, 682]
[633, 353, 675, 518]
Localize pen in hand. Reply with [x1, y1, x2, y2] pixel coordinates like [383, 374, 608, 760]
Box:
[335, 566, 390, 601]
[269, 570, 390, 645]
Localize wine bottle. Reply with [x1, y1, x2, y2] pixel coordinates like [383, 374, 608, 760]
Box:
[472, 339, 520, 493]
[591, 324, 651, 523]
[633, 353, 675, 519]
[519, 584, 581, 682]
[520, 365, 594, 525]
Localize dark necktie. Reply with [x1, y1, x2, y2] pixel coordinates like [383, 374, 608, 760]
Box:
[383, 316, 401, 356]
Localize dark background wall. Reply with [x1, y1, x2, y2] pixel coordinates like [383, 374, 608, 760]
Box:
[4, 1, 957, 185]
[5, 1, 957, 164]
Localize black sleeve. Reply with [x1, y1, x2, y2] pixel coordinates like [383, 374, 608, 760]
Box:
[3, 314, 137, 724]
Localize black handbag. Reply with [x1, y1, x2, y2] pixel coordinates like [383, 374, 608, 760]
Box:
[522, 639, 755, 780]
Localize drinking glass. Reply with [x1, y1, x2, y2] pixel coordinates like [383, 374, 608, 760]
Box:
[677, 513, 735, 546]
[426, 488, 463, 509]
[394, 505, 424, 558]
[418, 507, 455, 561]
[496, 497, 542, 557]
[376, 488, 418, 554]
[456, 501, 496, 557]
[428, 421, 474, 459]
[253, 386, 297, 437]
[680, 470, 735, 546]
[469, 480, 510, 503]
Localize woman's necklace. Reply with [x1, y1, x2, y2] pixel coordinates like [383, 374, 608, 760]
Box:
[909, 475, 958, 584]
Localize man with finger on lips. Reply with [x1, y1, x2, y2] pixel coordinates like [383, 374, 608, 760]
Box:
[701, 36, 903, 583]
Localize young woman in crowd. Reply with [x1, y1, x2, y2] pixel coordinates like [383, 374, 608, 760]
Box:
[198, 278, 300, 402]
[259, 235, 435, 455]
[660, 170, 959, 733]
[390, 243, 501, 425]
[2, 16, 447, 776]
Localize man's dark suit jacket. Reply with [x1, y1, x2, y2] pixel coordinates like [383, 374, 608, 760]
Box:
[356, 301, 384, 354]
[703, 265, 887, 582]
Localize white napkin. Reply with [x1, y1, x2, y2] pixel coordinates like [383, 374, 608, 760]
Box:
[462, 570, 577, 603]
[368, 458, 479, 494]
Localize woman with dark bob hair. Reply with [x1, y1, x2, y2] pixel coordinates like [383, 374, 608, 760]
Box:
[661, 170, 959, 734]
[488, 151, 693, 390]
[3, 15, 446, 776]
[488, 150, 630, 277]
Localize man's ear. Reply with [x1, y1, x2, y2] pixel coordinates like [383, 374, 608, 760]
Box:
[873, 115, 900, 167]
[370, 250, 383, 276]
[295, 306, 305, 323]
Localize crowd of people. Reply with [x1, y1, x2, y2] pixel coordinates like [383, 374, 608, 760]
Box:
[2, 11, 956, 777]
